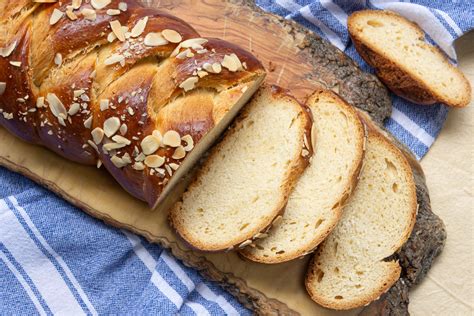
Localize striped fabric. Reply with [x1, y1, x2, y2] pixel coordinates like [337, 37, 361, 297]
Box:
[1, 1, 472, 315]
[0, 168, 248, 315]
[258, 0, 473, 159]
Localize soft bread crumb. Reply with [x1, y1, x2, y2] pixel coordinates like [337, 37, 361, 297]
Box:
[348, 10, 471, 107]
[241, 90, 365, 263]
[305, 131, 417, 310]
[170, 86, 311, 252]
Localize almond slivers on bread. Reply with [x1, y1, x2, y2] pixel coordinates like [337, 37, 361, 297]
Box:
[169, 86, 312, 252]
[241, 90, 365, 263]
[348, 10, 471, 107]
[305, 130, 417, 310]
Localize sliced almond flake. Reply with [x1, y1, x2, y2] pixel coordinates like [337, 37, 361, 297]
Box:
[242, 62, 248, 70]
[103, 117, 120, 137]
[0, 82, 6, 95]
[68, 102, 81, 116]
[54, 53, 62, 66]
[202, 62, 221, 74]
[80, 94, 90, 102]
[100, 99, 110, 111]
[122, 153, 132, 164]
[112, 135, 131, 145]
[46, 93, 67, 118]
[161, 29, 182, 43]
[127, 107, 135, 115]
[145, 155, 165, 168]
[66, 9, 78, 21]
[144, 32, 168, 47]
[176, 48, 191, 60]
[50, 8, 64, 25]
[91, 127, 105, 144]
[110, 20, 125, 42]
[182, 135, 194, 151]
[212, 63, 222, 73]
[196, 49, 208, 54]
[87, 140, 99, 153]
[81, 8, 97, 21]
[103, 142, 126, 151]
[163, 130, 181, 147]
[84, 116, 93, 129]
[58, 116, 66, 126]
[104, 53, 125, 66]
[91, 0, 111, 10]
[135, 152, 146, 162]
[107, 9, 121, 16]
[0, 41, 17, 58]
[36, 97, 46, 109]
[172, 146, 186, 160]
[107, 32, 117, 43]
[73, 89, 85, 98]
[132, 162, 145, 171]
[71, 0, 82, 9]
[130, 16, 148, 38]
[2, 112, 13, 120]
[97, 160, 103, 169]
[197, 70, 208, 78]
[141, 135, 160, 155]
[111, 155, 128, 168]
[164, 164, 173, 177]
[221, 53, 242, 72]
[119, 123, 127, 135]
[118, 2, 127, 11]
[9, 61, 21, 67]
[181, 38, 208, 49]
[179, 77, 199, 92]
[169, 163, 179, 171]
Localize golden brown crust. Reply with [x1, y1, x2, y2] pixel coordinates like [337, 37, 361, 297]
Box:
[304, 120, 417, 310]
[348, 10, 472, 108]
[0, 0, 265, 208]
[240, 89, 366, 264]
[169, 85, 313, 252]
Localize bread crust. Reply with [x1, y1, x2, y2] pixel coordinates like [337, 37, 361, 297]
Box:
[305, 123, 417, 310]
[169, 85, 313, 252]
[240, 89, 366, 264]
[348, 10, 472, 108]
[0, 0, 266, 208]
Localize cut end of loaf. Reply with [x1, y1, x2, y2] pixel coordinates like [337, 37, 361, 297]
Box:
[240, 90, 366, 264]
[169, 86, 312, 252]
[348, 10, 472, 108]
[305, 129, 417, 310]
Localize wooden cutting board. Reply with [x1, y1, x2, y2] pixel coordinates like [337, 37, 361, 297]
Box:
[0, 1, 428, 314]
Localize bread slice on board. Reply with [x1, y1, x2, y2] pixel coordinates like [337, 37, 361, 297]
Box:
[240, 90, 366, 264]
[348, 10, 471, 107]
[169, 86, 313, 252]
[305, 127, 417, 310]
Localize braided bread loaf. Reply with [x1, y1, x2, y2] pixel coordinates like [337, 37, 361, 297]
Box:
[0, 0, 265, 208]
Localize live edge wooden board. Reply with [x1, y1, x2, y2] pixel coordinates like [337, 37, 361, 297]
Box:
[0, 1, 446, 315]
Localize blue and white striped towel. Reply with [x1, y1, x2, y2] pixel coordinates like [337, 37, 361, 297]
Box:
[1, 1, 472, 315]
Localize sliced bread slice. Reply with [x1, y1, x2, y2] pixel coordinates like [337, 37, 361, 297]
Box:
[240, 90, 365, 264]
[348, 10, 471, 107]
[169, 86, 312, 252]
[305, 128, 417, 310]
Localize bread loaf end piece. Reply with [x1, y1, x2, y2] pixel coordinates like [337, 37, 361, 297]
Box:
[305, 127, 417, 310]
[348, 10, 471, 107]
[169, 86, 313, 252]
